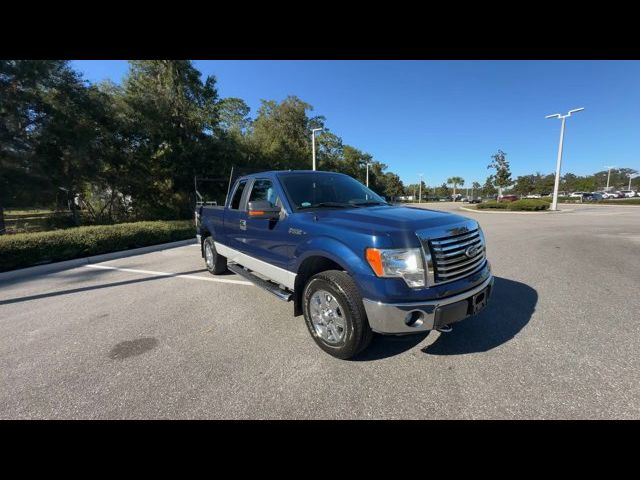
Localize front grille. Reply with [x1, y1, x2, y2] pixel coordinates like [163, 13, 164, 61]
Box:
[427, 228, 486, 284]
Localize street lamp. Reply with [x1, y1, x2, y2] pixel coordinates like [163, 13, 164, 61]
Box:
[311, 128, 323, 171]
[545, 107, 584, 211]
[604, 165, 616, 190]
[366, 162, 370, 187]
[418, 173, 423, 203]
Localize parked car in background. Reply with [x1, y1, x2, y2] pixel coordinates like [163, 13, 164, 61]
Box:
[570, 192, 589, 198]
[525, 194, 541, 198]
[584, 192, 603, 202]
[467, 196, 482, 204]
[498, 194, 519, 202]
[594, 191, 615, 199]
[620, 190, 638, 198]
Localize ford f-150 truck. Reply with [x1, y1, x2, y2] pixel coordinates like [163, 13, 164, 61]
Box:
[196, 170, 493, 359]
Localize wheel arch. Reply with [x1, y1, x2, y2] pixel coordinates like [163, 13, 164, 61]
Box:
[293, 255, 350, 317]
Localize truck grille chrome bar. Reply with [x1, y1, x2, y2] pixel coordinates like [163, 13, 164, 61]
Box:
[419, 227, 486, 285]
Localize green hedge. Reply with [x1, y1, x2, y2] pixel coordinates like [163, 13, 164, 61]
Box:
[476, 199, 549, 211]
[507, 199, 550, 211]
[476, 201, 508, 209]
[0, 220, 194, 272]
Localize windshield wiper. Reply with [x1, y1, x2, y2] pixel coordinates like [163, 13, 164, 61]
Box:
[298, 202, 355, 210]
[350, 200, 389, 207]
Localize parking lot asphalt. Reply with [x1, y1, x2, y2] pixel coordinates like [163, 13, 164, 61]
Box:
[1, 202, 639, 419]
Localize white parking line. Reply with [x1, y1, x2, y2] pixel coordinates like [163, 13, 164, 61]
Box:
[84, 264, 253, 285]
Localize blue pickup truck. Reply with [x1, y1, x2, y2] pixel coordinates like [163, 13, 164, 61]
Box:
[196, 170, 493, 359]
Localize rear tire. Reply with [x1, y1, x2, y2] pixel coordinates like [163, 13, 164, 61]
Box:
[302, 270, 373, 359]
[203, 237, 227, 274]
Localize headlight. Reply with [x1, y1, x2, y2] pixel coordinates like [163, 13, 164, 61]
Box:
[365, 248, 425, 288]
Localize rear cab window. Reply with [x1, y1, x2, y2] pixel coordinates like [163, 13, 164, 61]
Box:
[229, 180, 248, 210]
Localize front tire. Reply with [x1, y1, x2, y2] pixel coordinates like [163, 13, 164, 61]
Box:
[203, 237, 227, 274]
[302, 270, 373, 359]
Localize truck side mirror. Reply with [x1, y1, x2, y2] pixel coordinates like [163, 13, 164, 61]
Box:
[247, 200, 281, 220]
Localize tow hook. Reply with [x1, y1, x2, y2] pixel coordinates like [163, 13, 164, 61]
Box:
[436, 324, 452, 333]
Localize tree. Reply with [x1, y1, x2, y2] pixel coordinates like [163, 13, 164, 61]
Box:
[487, 149, 512, 199]
[436, 183, 451, 198]
[513, 175, 535, 196]
[121, 60, 220, 218]
[1, 60, 81, 209]
[315, 131, 344, 172]
[381, 172, 404, 200]
[217, 97, 251, 136]
[447, 176, 465, 201]
[249, 95, 324, 170]
[0, 60, 130, 226]
[482, 175, 497, 197]
[471, 181, 481, 197]
[561, 172, 577, 194]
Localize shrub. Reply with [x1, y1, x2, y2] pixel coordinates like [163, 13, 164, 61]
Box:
[476, 199, 549, 211]
[476, 201, 508, 209]
[0, 220, 194, 272]
[506, 199, 550, 211]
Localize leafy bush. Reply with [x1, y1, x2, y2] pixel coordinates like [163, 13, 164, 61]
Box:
[476, 199, 549, 211]
[506, 199, 549, 211]
[476, 201, 509, 209]
[0, 220, 194, 272]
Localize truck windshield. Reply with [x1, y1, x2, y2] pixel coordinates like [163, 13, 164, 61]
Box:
[280, 173, 387, 210]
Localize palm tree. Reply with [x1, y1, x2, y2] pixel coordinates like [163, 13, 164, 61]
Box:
[447, 177, 465, 201]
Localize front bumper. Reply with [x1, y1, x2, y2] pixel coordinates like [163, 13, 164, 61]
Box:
[362, 274, 494, 334]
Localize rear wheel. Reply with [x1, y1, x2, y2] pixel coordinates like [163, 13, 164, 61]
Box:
[203, 237, 227, 274]
[302, 270, 372, 359]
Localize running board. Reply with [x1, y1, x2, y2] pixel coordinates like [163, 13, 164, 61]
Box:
[227, 263, 293, 302]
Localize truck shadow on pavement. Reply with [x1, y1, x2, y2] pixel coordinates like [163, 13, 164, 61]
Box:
[0, 269, 210, 306]
[422, 277, 537, 356]
[354, 277, 537, 360]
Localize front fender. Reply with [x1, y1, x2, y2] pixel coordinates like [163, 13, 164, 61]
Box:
[292, 236, 371, 277]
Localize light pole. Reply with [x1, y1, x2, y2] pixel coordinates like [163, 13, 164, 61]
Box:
[546, 107, 584, 211]
[604, 165, 616, 190]
[366, 162, 370, 187]
[418, 174, 423, 203]
[311, 128, 323, 171]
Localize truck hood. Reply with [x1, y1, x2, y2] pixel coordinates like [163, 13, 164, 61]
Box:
[311, 205, 476, 247]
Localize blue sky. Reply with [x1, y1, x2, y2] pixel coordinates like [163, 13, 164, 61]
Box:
[71, 60, 640, 187]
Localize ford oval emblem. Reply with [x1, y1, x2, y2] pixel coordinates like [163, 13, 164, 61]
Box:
[465, 245, 480, 258]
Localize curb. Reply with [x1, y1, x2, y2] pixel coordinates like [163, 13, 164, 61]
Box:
[0, 238, 198, 283]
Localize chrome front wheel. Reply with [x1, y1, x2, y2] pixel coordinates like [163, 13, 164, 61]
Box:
[309, 289, 347, 345]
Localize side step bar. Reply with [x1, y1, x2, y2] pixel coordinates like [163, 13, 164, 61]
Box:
[227, 263, 293, 302]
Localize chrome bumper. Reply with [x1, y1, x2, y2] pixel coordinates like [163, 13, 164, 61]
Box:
[362, 275, 494, 334]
